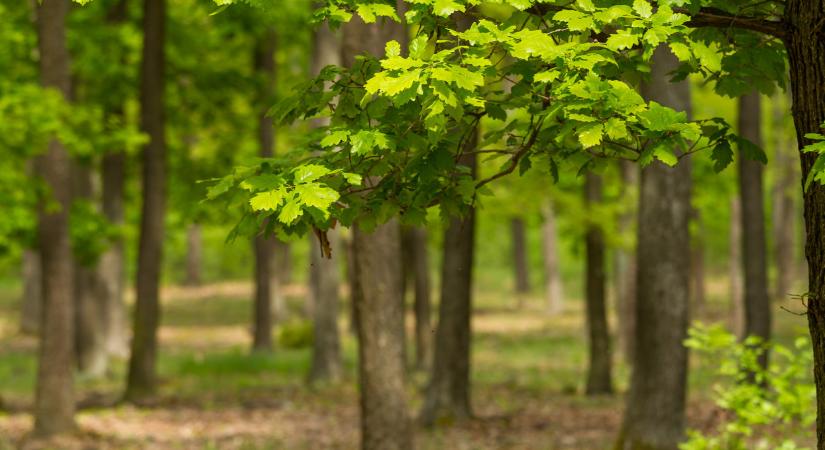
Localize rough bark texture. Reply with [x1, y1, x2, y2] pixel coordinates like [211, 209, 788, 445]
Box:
[33, 0, 76, 436]
[542, 200, 564, 315]
[421, 149, 476, 425]
[584, 173, 613, 395]
[511, 217, 531, 295]
[20, 249, 42, 335]
[251, 29, 278, 353]
[771, 91, 797, 301]
[737, 91, 772, 370]
[784, 1, 825, 447]
[402, 227, 432, 371]
[730, 197, 745, 337]
[126, 0, 166, 402]
[100, 142, 128, 358]
[617, 45, 691, 450]
[184, 224, 202, 286]
[614, 160, 637, 360]
[343, 7, 412, 450]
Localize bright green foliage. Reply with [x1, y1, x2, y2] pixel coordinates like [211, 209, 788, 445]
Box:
[801, 123, 825, 189]
[683, 323, 815, 450]
[209, 0, 781, 239]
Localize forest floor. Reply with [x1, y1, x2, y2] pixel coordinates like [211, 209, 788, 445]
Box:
[0, 278, 814, 449]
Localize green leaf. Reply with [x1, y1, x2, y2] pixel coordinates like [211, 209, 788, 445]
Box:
[249, 188, 286, 211]
[534, 70, 560, 83]
[295, 184, 340, 209]
[293, 164, 331, 183]
[579, 123, 603, 148]
[604, 118, 629, 140]
[638, 101, 686, 131]
[385, 40, 401, 58]
[606, 30, 639, 51]
[632, 0, 652, 18]
[653, 144, 678, 166]
[553, 10, 594, 32]
[278, 198, 304, 224]
[343, 172, 363, 185]
[321, 130, 350, 147]
[735, 136, 767, 164]
[433, 0, 464, 17]
[711, 140, 733, 172]
[511, 30, 557, 60]
[240, 174, 282, 192]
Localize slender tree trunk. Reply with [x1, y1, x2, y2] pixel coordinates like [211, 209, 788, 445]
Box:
[614, 160, 637, 360]
[342, 7, 412, 449]
[617, 45, 692, 450]
[33, 0, 76, 436]
[584, 173, 613, 395]
[184, 223, 202, 286]
[251, 29, 278, 353]
[784, 3, 825, 447]
[125, 0, 166, 402]
[345, 233, 359, 335]
[690, 208, 707, 313]
[730, 197, 745, 336]
[511, 217, 530, 296]
[737, 91, 772, 370]
[100, 143, 128, 358]
[20, 250, 42, 335]
[771, 91, 797, 301]
[421, 148, 476, 425]
[273, 239, 292, 286]
[402, 227, 432, 371]
[72, 163, 107, 377]
[542, 200, 564, 315]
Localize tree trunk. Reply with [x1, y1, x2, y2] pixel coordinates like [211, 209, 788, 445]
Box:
[20, 250, 42, 335]
[737, 91, 772, 370]
[100, 143, 128, 358]
[614, 160, 637, 360]
[690, 208, 707, 313]
[584, 172, 613, 395]
[125, 0, 166, 402]
[342, 7, 412, 449]
[730, 196, 745, 336]
[273, 239, 292, 286]
[771, 91, 797, 301]
[251, 28, 278, 353]
[309, 229, 343, 383]
[184, 223, 202, 286]
[421, 149, 476, 425]
[72, 163, 107, 377]
[511, 217, 530, 296]
[784, 2, 825, 447]
[617, 45, 691, 450]
[33, 0, 76, 436]
[402, 226, 432, 371]
[542, 200, 564, 315]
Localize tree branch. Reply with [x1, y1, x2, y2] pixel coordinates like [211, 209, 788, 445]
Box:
[681, 7, 786, 40]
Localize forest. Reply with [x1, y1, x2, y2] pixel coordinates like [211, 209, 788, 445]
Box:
[1, 0, 825, 449]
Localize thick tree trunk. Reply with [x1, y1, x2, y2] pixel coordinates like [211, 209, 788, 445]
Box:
[125, 0, 166, 402]
[511, 217, 530, 296]
[402, 227, 432, 371]
[784, 2, 825, 447]
[617, 45, 691, 450]
[584, 173, 613, 395]
[33, 0, 76, 436]
[342, 7, 412, 449]
[72, 164, 107, 377]
[730, 197, 745, 336]
[542, 200, 564, 315]
[184, 223, 202, 286]
[309, 229, 343, 383]
[771, 91, 797, 301]
[251, 29, 278, 353]
[737, 91, 772, 369]
[100, 145, 128, 358]
[421, 148, 476, 425]
[20, 250, 42, 335]
[614, 160, 637, 360]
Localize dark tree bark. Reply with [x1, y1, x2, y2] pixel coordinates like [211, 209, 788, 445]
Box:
[421, 150, 477, 425]
[33, 0, 76, 436]
[510, 217, 531, 295]
[20, 249, 42, 335]
[125, 0, 166, 402]
[584, 172, 613, 395]
[617, 45, 692, 450]
[343, 6, 412, 449]
[251, 29, 278, 353]
[771, 91, 797, 301]
[402, 226, 432, 371]
[730, 196, 745, 336]
[737, 91, 772, 369]
[783, 2, 825, 446]
[542, 200, 564, 315]
[614, 160, 637, 360]
[184, 223, 202, 286]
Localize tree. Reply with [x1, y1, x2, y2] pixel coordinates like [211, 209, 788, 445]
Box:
[342, 7, 413, 449]
[251, 28, 278, 353]
[126, 0, 167, 402]
[614, 160, 637, 359]
[541, 200, 564, 315]
[737, 90, 771, 369]
[510, 216, 530, 295]
[617, 45, 692, 449]
[584, 172, 613, 395]
[730, 196, 745, 336]
[20, 249, 41, 335]
[401, 226, 431, 371]
[770, 91, 797, 301]
[33, 0, 76, 436]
